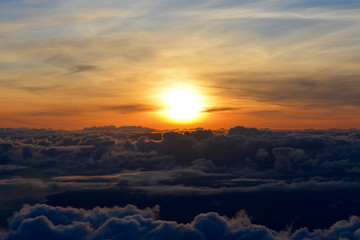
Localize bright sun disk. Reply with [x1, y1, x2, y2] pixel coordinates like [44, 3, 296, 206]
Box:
[163, 88, 203, 123]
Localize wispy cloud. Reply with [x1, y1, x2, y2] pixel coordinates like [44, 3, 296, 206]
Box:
[179, 7, 360, 21]
[202, 107, 239, 113]
[67, 65, 97, 74]
[102, 104, 159, 113]
[1, 0, 360, 128]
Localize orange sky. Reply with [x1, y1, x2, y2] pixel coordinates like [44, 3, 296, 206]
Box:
[1, 1, 360, 130]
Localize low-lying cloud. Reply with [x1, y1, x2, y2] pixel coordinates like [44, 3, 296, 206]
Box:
[1, 126, 360, 233]
[1, 125, 360, 192]
[1, 204, 360, 240]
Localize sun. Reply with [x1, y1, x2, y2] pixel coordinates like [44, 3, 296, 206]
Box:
[162, 88, 204, 123]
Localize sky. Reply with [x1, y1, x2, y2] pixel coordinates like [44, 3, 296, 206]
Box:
[1, 0, 360, 130]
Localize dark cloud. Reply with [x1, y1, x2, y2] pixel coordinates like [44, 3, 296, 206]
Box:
[103, 104, 158, 113]
[67, 65, 97, 74]
[1, 126, 360, 180]
[1, 126, 360, 231]
[2, 204, 360, 240]
[202, 107, 239, 113]
[21, 104, 159, 117]
[0, 79, 61, 92]
[1, 126, 360, 172]
[45, 53, 98, 74]
[0, 164, 27, 172]
[206, 72, 360, 107]
[24, 109, 85, 117]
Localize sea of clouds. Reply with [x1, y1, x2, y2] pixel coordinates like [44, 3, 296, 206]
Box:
[1, 126, 360, 239]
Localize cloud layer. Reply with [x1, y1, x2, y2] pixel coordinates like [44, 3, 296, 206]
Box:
[2, 126, 360, 181]
[1, 126, 360, 231]
[2, 204, 360, 240]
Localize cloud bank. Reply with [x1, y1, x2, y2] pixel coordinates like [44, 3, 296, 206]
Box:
[2, 204, 360, 240]
[2, 126, 360, 181]
[1, 126, 360, 232]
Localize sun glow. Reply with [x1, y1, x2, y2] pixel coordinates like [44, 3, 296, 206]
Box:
[162, 88, 204, 123]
